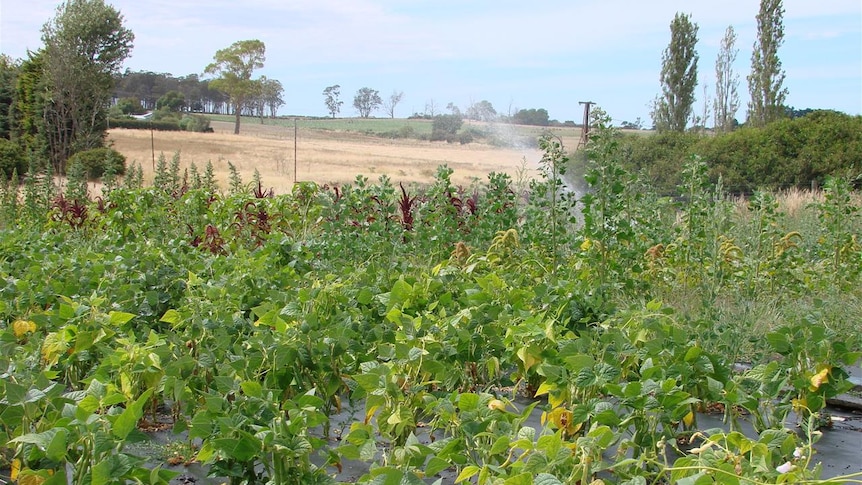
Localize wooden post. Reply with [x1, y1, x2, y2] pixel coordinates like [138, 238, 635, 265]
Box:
[577, 101, 595, 149]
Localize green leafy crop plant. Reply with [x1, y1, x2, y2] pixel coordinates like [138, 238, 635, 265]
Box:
[0, 134, 860, 484]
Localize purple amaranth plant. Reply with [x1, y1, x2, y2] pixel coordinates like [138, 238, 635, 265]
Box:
[190, 224, 226, 255]
[398, 183, 418, 231]
[51, 194, 88, 229]
[232, 201, 271, 247]
[252, 181, 274, 199]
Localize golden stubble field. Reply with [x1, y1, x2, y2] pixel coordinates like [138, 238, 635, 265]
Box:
[107, 121, 550, 194]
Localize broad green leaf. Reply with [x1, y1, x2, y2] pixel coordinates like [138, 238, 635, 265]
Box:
[2, 382, 26, 405]
[189, 412, 214, 441]
[645, 299, 663, 311]
[240, 380, 263, 399]
[113, 389, 154, 440]
[563, 354, 595, 374]
[587, 425, 614, 448]
[684, 345, 702, 363]
[45, 428, 67, 462]
[455, 465, 480, 483]
[766, 332, 791, 354]
[504, 472, 532, 485]
[356, 287, 374, 305]
[389, 279, 413, 308]
[92, 454, 134, 485]
[534, 473, 564, 485]
[675, 471, 708, 485]
[159, 309, 182, 325]
[490, 435, 510, 455]
[10, 428, 65, 454]
[359, 440, 378, 461]
[108, 311, 136, 326]
[195, 441, 215, 462]
[457, 392, 479, 412]
[214, 431, 260, 461]
[337, 443, 361, 460]
[517, 426, 536, 442]
[425, 456, 451, 476]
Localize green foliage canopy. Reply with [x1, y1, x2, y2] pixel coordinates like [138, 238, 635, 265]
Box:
[41, 0, 134, 174]
[353, 87, 382, 118]
[619, 110, 862, 193]
[204, 39, 266, 134]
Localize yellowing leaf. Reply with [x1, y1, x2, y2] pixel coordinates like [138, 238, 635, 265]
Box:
[17, 470, 47, 485]
[364, 404, 380, 425]
[683, 411, 695, 427]
[809, 367, 830, 391]
[546, 407, 579, 434]
[548, 392, 565, 409]
[11, 459, 20, 481]
[41, 332, 68, 367]
[455, 465, 480, 483]
[487, 399, 506, 411]
[516, 346, 541, 372]
[580, 238, 592, 251]
[534, 381, 556, 397]
[13, 320, 36, 338]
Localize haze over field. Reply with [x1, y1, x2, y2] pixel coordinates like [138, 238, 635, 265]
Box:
[2, 0, 860, 124]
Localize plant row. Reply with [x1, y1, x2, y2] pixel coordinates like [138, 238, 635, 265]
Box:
[1, 124, 860, 484]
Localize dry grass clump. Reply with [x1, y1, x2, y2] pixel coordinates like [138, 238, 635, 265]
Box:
[775, 187, 821, 217]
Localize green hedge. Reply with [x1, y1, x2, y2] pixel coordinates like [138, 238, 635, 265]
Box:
[616, 111, 862, 194]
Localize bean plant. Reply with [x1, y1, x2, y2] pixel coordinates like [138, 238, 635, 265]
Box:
[0, 147, 859, 484]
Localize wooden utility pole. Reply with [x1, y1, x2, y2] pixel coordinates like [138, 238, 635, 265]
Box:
[577, 101, 595, 149]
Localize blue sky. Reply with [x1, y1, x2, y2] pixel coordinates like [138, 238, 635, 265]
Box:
[2, 0, 860, 125]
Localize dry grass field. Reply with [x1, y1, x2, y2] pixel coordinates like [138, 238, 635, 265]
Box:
[107, 120, 557, 193]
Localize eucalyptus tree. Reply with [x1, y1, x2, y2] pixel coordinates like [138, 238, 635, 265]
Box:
[747, 0, 787, 126]
[382, 90, 404, 118]
[323, 85, 343, 118]
[41, 0, 134, 173]
[205, 39, 266, 134]
[651, 12, 699, 132]
[262, 78, 285, 118]
[353, 87, 382, 118]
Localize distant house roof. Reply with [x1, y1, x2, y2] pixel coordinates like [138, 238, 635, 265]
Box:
[131, 111, 153, 120]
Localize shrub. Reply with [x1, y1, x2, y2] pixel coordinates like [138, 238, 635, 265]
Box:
[0, 138, 26, 179]
[431, 114, 463, 142]
[179, 114, 212, 133]
[616, 110, 862, 195]
[66, 147, 126, 179]
[458, 131, 474, 144]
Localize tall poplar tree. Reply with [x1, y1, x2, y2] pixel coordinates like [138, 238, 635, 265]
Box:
[747, 0, 787, 127]
[651, 13, 699, 132]
[714, 25, 740, 133]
